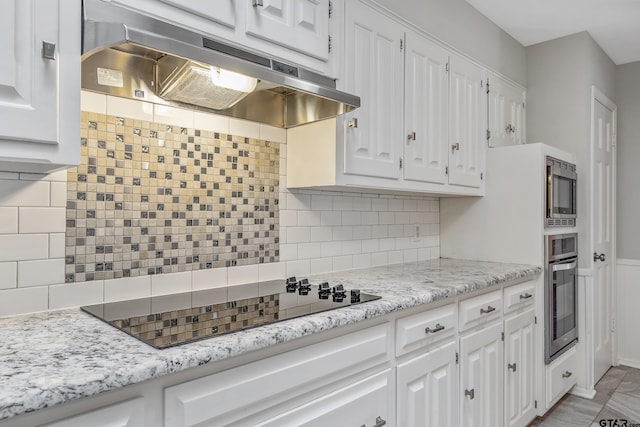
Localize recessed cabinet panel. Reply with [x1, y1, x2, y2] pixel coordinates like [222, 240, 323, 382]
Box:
[159, 0, 236, 28]
[448, 54, 485, 188]
[343, 1, 404, 180]
[488, 74, 526, 148]
[397, 340, 459, 427]
[246, 0, 329, 61]
[42, 398, 145, 427]
[403, 31, 449, 185]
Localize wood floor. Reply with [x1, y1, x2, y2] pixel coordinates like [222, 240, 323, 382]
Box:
[530, 366, 640, 426]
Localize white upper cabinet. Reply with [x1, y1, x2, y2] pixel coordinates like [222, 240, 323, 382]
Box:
[448, 54, 486, 189]
[403, 30, 449, 185]
[0, 0, 80, 173]
[246, 0, 330, 61]
[342, 0, 404, 180]
[159, 0, 237, 28]
[487, 73, 526, 147]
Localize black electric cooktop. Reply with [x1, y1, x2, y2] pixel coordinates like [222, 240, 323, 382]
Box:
[81, 277, 380, 349]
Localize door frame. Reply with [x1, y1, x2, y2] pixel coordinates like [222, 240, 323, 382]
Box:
[590, 85, 617, 370]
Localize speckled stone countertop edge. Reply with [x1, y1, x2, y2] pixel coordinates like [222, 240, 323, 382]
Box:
[0, 259, 541, 421]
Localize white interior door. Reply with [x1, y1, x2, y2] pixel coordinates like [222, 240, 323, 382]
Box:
[591, 87, 616, 383]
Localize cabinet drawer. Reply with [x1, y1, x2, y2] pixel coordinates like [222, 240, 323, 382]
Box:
[459, 290, 502, 331]
[42, 397, 145, 427]
[165, 323, 390, 427]
[396, 303, 457, 356]
[546, 346, 577, 408]
[503, 280, 535, 313]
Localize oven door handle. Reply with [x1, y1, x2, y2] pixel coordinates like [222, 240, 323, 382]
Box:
[552, 260, 577, 272]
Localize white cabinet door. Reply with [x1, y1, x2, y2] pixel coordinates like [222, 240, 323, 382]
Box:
[42, 398, 145, 427]
[397, 340, 459, 427]
[448, 54, 485, 188]
[403, 30, 449, 185]
[504, 309, 536, 427]
[343, 0, 404, 180]
[0, 0, 80, 173]
[254, 370, 391, 427]
[460, 322, 503, 427]
[487, 75, 526, 148]
[246, 0, 330, 61]
[159, 0, 237, 28]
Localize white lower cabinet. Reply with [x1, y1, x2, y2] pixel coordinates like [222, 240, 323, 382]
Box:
[504, 309, 536, 427]
[545, 346, 578, 409]
[459, 322, 504, 427]
[41, 398, 145, 427]
[397, 340, 459, 427]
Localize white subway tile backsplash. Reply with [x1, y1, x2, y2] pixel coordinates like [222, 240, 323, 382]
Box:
[279, 210, 298, 227]
[353, 253, 372, 269]
[297, 242, 322, 259]
[321, 241, 342, 258]
[151, 271, 192, 296]
[0, 262, 17, 289]
[227, 264, 259, 286]
[341, 211, 361, 226]
[260, 124, 286, 143]
[0, 180, 49, 207]
[18, 207, 66, 233]
[286, 259, 311, 277]
[229, 118, 260, 139]
[333, 195, 353, 211]
[361, 212, 379, 225]
[418, 247, 431, 261]
[371, 198, 388, 211]
[0, 286, 49, 318]
[311, 226, 334, 242]
[297, 210, 321, 227]
[353, 197, 371, 211]
[0, 208, 18, 234]
[403, 199, 418, 211]
[320, 211, 341, 226]
[342, 240, 362, 255]
[371, 252, 388, 267]
[332, 255, 353, 272]
[352, 226, 372, 240]
[154, 105, 194, 129]
[403, 249, 419, 263]
[0, 234, 49, 262]
[286, 227, 311, 244]
[332, 226, 353, 241]
[192, 268, 228, 290]
[388, 250, 404, 265]
[106, 96, 153, 122]
[371, 225, 389, 239]
[311, 194, 333, 211]
[279, 244, 298, 261]
[49, 233, 66, 258]
[395, 212, 411, 225]
[50, 182, 67, 207]
[49, 280, 104, 310]
[310, 257, 332, 275]
[380, 238, 396, 251]
[104, 276, 151, 303]
[17, 259, 65, 287]
[80, 91, 107, 114]
[259, 262, 286, 281]
[286, 193, 311, 210]
[388, 225, 404, 238]
[362, 239, 380, 253]
[194, 111, 230, 134]
[388, 199, 404, 211]
[379, 212, 395, 225]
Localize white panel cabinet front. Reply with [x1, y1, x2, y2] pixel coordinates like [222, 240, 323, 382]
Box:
[0, 0, 80, 173]
[342, 0, 404, 180]
[159, 0, 237, 28]
[504, 309, 536, 427]
[245, 0, 330, 61]
[41, 398, 145, 427]
[459, 322, 504, 427]
[487, 74, 526, 148]
[397, 340, 459, 427]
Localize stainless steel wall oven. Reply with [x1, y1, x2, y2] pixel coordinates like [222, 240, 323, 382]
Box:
[545, 233, 579, 363]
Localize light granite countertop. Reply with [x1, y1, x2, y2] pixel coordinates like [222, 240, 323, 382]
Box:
[0, 258, 541, 421]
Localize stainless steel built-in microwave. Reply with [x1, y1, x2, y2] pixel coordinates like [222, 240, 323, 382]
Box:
[546, 156, 577, 227]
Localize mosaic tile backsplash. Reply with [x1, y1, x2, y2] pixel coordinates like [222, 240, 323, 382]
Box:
[65, 112, 280, 282]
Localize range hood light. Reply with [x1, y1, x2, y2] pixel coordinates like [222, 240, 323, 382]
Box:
[210, 67, 257, 93]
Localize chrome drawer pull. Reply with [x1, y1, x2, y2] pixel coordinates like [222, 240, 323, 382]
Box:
[464, 388, 475, 400]
[480, 305, 496, 314]
[425, 323, 445, 334]
[562, 370, 573, 378]
[508, 363, 517, 372]
[361, 416, 387, 427]
[519, 293, 533, 300]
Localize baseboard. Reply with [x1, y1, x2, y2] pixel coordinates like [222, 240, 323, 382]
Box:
[571, 386, 596, 399]
[618, 358, 640, 370]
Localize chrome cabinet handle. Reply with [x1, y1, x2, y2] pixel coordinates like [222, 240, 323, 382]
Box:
[464, 388, 475, 400]
[407, 131, 416, 141]
[505, 124, 516, 133]
[593, 252, 606, 262]
[347, 118, 359, 128]
[360, 416, 387, 427]
[562, 370, 573, 378]
[508, 363, 517, 372]
[451, 142, 460, 152]
[519, 293, 533, 300]
[42, 41, 56, 60]
[425, 323, 445, 334]
[252, 0, 263, 6]
[480, 305, 496, 314]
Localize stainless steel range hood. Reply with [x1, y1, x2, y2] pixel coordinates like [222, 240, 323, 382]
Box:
[81, 0, 359, 128]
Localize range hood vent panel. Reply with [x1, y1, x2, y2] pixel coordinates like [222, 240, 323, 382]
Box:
[81, 0, 360, 129]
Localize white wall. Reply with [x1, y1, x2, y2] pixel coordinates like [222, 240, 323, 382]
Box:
[0, 91, 440, 318]
[374, 0, 527, 85]
[616, 259, 640, 368]
[526, 31, 616, 268]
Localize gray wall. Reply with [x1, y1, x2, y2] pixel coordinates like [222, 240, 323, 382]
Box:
[374, 0, 527, 85]
[526, 32, 616, 267]
[616, 62, 640, 260]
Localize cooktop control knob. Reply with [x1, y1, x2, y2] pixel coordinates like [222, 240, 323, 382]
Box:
[351, 289, 361, 303]
[298, 278, 311, 295]
[286, 277, 298, 293]
[318, 282, 331, 299]
[332, 284, 347, 302]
